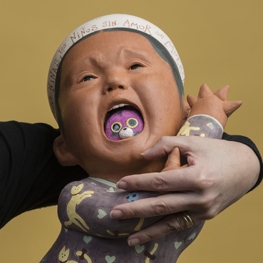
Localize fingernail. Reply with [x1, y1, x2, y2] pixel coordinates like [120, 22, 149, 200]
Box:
[128, 238, 140, 246]
[116, 180, 128, 189]
[141, 149, 150, 155]
[110, 210, 124, 219]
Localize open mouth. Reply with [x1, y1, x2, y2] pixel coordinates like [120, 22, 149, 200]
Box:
[104, 104, 144, 141]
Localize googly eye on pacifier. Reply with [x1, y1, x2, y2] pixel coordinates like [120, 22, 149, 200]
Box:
[126, 118, 138, 128]
[110, 122, 122, 133]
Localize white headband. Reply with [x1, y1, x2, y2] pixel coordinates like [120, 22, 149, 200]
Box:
[47, 14, 185, 121]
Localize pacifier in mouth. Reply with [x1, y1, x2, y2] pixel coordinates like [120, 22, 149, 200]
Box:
[104, 105, 144, 141]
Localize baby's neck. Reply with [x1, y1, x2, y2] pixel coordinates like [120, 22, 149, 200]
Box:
[86, 158, 166, 183]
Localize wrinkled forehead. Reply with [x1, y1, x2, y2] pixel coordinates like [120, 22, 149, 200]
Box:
[47, 14, 184, 121]
[61, 30, 165, 71]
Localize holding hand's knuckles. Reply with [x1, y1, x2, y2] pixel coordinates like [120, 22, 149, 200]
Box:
[194, 174, 216, 191]
[152, 200, 170, 215]
[191, 197, 221, 221]
[151, 175, 169, 191]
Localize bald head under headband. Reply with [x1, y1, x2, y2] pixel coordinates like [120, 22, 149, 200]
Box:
[47, 14, 185, 121]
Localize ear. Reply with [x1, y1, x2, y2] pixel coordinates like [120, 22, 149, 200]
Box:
[53, 135, 78, 166]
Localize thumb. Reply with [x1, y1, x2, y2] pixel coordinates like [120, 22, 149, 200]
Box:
[162, 147, 181, 171]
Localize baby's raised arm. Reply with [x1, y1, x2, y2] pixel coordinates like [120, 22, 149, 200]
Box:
[177, 83, 242, 138]
[187, 83, 242, 127]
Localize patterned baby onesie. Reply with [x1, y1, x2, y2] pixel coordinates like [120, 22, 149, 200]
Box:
[41, 114, 223, 263]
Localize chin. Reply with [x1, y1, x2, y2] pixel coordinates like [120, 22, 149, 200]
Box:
[85, 149, 166, 181]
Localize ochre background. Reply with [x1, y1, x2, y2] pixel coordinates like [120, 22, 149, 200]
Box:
[0, 1, 262, 262]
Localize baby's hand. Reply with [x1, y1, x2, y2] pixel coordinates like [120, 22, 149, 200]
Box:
[187, 83, 242, 127]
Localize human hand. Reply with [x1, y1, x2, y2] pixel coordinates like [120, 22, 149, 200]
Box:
[110, 136, 260, 246]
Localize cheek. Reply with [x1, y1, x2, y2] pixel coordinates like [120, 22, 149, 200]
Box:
[152, 89, 184, 134]
[145, 86, 181, 115]
[60, 94, 99, 138]
[61, 88, 97, 118]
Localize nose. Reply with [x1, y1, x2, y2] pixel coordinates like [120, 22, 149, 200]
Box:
[102, 68, 128, 94]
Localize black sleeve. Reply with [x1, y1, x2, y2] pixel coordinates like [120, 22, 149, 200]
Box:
[222, 132, 263, 191]
[0, 121, 87, 229]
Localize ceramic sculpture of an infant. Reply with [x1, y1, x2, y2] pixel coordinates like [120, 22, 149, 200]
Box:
[42, 14, 241, 263]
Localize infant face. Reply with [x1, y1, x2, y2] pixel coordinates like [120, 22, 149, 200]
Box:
[57, 30, 187, 180]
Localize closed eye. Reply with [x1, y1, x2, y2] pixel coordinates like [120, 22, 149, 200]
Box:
[129, 64, 143, 70]
[82, 75, 96, 82]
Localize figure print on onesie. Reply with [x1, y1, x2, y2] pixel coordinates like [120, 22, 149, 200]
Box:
[42, 14, 242, 263]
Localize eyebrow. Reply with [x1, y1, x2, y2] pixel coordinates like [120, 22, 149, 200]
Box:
[120, 48, 152, 62]
[87, 47, 152, 68]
